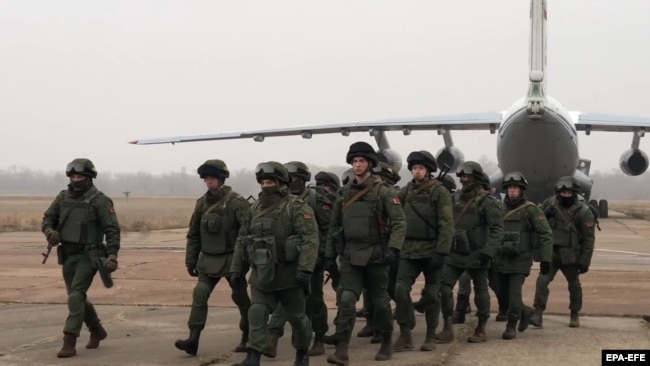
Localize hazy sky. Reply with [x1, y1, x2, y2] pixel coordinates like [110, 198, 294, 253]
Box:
[1, 0, 649, 176]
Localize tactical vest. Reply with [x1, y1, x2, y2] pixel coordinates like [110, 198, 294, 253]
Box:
[199, 192, 239, 255]
[502, 202, 534, 253]
[547, 198, 581, 248]
[452, 191, 489, 250]
[404, 182, 439, 240]
[58, 188, 102, 245]
[247, 197, 295, 264]
[341, 179, 383, 248]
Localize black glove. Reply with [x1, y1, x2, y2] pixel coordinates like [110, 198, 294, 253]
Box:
[540, 261, 550, 275]
[296, 270, 312, 295]
[323, 258, 337, 274]
[229, 272, 246, 290]
[383, 247, 399, 265]
[478, 253, 492, 267]
[44, 228, 60, 246]
[429, 253, 446, 269]
[105, 258, 118, 273]
[578, 264, 589, 274]
[186, 264, 198, 277]
[544, 206, 555, 219]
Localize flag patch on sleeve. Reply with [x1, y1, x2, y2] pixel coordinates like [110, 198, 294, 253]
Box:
[304, 213, 313, 219]
[393, 198, 401, 204]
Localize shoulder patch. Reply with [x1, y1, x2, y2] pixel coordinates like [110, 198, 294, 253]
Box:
[392, 197, 401, 205]
[538, 214, 545, 220]
[322, 204, 331, 210]
[585, 221, 594, 227]
[304, 213, 313, 219]
[109, 207, 116, 214]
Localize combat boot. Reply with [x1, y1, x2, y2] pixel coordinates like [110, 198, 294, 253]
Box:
[518, 306, 534, 332]
[326, 342, 349, 365]
[467, 318, 487, 343]
[392, 327, 413, 352]
[86, 323, 107, 349]
[262, 330, 280, 358]
[234, 331, 248, 353]
[452, 294, 470, 324]
[356, 322, 373, 338]
[322, 333, 337, 346]
[239, 350, 261, 366]
[569, 311, 580, 328]
[435, 316, 454, 343]
[495, 309, 508, 322]
[294, 348, 310, 366]
[370, 330, 382, 344]
[529, 307, 543, 328]
[309, 333, 325, 356]
[374, 332, 393, 361]
[420, 328, 436, 351]
[57, 334, 77, 358]
[174, 327, 201, 356]
[502, 320, 517, 340]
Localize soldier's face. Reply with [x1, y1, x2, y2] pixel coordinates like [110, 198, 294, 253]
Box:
[458, 174, 474, 186]
[411, 164, 428, 181]
[260, 179, 277, 188]
[69, 174, 86, 182]
[203, 176, 221, 191]
[352, 157, 369, 176]
[507, 185, 522, 199]
[559, 189, 573, 198]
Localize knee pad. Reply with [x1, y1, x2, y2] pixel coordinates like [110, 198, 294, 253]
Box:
[248, 303, 269, 325]
[192, 281, 212, 304]
[394, 281, 411, 302]
[339, 290, 357, 310]
[421, 284, 438, 305]
[68, 290, 86, 309]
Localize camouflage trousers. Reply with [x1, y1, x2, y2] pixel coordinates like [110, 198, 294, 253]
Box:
[61, 253, 100, 337]
[394, 258, 441, 332]
[533, 255, 582, 312]
[440, 264, 491, 321]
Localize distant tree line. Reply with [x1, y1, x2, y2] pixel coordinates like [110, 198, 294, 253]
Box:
[1, 159, 648, 200]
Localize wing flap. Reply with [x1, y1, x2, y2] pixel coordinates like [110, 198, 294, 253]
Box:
[575, 112, 650, 132]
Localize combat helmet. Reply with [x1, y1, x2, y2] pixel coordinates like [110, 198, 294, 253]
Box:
[406, 150, 437, 172]
[555, 176, 580, 192]
[441, 175, 457, 192]
[315, 171, 340, 191]
[197, 159, 230, 180]
[455, 161, 484, 178]
[255, 161, 290, 184]
[66, 158, 97, 178]
[346, 141, 378, 167]
[502, 171, 528, 190]
[284, 161, 311, 181]
[373, 161, 401, 185]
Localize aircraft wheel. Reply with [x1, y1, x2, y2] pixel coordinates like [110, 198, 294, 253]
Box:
[589, 199, 598, 210]
[598, 199, 608, 219]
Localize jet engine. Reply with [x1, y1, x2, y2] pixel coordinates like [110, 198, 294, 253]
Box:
[379, 148, 403, 172]
[435, 146, 464, 172]
[619, 149, 649, 176]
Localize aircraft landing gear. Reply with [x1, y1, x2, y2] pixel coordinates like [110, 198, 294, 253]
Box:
[589, 199, 608, 219]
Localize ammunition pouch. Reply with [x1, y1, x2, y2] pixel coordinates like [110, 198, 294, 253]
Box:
[500, 231, 521, 258]
[452, 229, 471, 254]
[467, 225, 488, 250]
[247, 236, 277, 285]
[284, 235, 301, 263]
[56, 245, 65, 265]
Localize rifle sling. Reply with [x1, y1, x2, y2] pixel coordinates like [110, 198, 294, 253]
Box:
[502, 202, 534, 221]
[203, 191, 235, 216]
[342, 178, 381, 214]
[553, 202, 579, 234]
[253, 195, 290, 220]
[454, 192, 487, 228]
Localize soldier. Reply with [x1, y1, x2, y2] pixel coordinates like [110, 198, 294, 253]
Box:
[530, 176, 596, 328]
[266, 162, 335, 357]
[492, 172, 553, 339]
[315, 171, 341, 196]
[41, 158, 120, 358]
[323, 141, 406, 364]
[436, 161, 504, 344]
[174, 160, 252, 356]
[230, 162, 319, 366]
[393, 151, 454, 352]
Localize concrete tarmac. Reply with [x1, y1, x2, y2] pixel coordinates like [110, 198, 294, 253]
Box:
[1, 210, 649, 365]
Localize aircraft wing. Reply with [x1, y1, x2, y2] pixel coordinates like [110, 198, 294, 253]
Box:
[129, 113, 503, 145]
[574, 112, 650, 132]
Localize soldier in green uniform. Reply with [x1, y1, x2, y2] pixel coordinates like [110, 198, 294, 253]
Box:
[230, 162, 319, 366]
[530, 176, 595, 328]
[436, 161, 504, 344]
[355, 159, 402, 344]
[393, 151, 454, 352]
[492, 172, 553, 339]
[315, 171, 341, 197]
[323, 141, 406, 364]
[174, 160, 252, 356]
[42, 158, 120, 358]
[266, 162, 335, 357]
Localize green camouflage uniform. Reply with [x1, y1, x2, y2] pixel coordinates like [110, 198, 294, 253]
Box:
[42, 183, 120, 339]
[230, 190, 319, 354]
[184, 186, 251, 339]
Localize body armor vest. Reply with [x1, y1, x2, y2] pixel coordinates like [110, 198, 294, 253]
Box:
[453, 191, 488, 250]
[248, 198, 294, 263]
[199, 193, 239, 255]
[547, 198, 580, 248]
[404, 182, 438, 240]
[59, 188, 102, 245]
[341, 181, 382, 248]
[502, 202, 533, 252]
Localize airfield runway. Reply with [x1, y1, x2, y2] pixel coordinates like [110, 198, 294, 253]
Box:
[0, 211, 648, 366]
